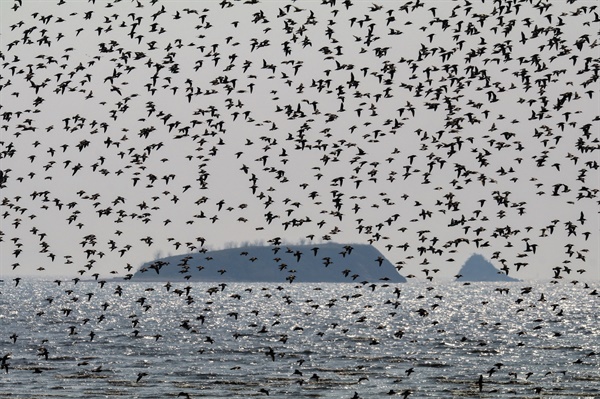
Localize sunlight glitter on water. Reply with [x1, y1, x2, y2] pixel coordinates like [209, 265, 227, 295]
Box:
[0, 281, 598, 398]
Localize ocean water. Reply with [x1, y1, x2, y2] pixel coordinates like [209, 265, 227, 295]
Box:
[0, 280, 598, 398]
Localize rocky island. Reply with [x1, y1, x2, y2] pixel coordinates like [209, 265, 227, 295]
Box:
[455, 254, 521, 282]
[131, 243, 406, 283]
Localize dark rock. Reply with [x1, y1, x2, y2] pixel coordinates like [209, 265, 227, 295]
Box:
[455, 254, 520, 282]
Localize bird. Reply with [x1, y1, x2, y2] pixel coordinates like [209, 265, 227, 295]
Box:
[0, 1, 598, 398]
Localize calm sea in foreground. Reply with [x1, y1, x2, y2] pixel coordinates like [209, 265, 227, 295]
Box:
[0, 280, 598, 398]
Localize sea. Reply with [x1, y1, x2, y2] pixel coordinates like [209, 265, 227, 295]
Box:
[0, 280, 598, 398]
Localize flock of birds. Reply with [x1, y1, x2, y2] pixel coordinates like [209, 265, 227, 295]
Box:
[0, 0, 599, 396]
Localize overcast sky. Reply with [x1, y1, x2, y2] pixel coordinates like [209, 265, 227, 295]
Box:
[1, 0, 598, 282]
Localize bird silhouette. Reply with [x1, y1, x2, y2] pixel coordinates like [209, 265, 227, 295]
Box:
[0, 0, 598, 398]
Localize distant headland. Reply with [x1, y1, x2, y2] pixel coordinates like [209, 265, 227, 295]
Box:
[130, 242, 406, 283]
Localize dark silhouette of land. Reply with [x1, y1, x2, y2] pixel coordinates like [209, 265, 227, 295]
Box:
[131, 243, 406, 283]
[455, 254, 521, 282]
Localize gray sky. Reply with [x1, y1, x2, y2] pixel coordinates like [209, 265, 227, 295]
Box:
[1, 0, 598, 282]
